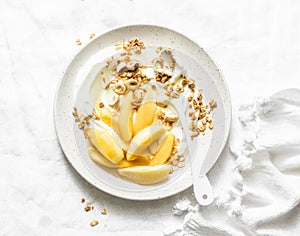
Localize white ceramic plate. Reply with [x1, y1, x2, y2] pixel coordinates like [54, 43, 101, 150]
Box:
[54, 25, 231, 200]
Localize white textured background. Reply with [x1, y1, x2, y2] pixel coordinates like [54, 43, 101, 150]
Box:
[1, 0, 300, 235]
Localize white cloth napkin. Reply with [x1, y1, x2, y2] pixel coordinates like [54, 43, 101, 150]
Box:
[170, 89, 300, 236]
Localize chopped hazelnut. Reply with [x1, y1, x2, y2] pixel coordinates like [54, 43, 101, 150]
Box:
[76, 39, 82, 45]
[101, 208, 107, 215]
[174, 138, 181, 146]
[84, 205, 91, 212]
[99, 102, 105, 108]
[90, 220, 99, 227]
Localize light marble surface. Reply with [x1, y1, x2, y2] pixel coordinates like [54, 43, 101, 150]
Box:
[0, 0, 300, 235]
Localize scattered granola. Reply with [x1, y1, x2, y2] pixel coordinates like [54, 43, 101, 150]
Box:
[84, 205, 92, 212]
[165, 114, 179, 123]
[113, 81, 127, 94]
[132, 89, 145, 109]
[89, 33, 95, 39]
[171, 147, 178, 154]
[107, 94, 120, 106]
[209, 99, 217, 109]
[72, 107, 93, 129]
[81, 198, 85, 203]
[90, 220, 99, 227]
[99, 102, 105, 108]
[76, 39, 82, 45]
[155, 72, 171, 83]
[156, 46, 162, 53]
[115, 38, 145, 55]
[101, 208, 107, 215]
[170, 154, 185, 168]
[174, 138, 181, 146]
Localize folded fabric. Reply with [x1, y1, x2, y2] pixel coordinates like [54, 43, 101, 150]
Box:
[169, 89, 300, 236]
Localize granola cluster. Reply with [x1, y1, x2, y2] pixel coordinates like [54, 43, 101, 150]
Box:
[115, 38, 145, 55]
[72, 107, 93, 129]
[81, 198, 107, 227]
[187, 88, 216, 138]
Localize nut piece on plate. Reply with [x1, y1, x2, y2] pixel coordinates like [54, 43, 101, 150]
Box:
[126, 78, 139, 90]
[107, 94, 119, 106]
[156, 94, 170, 108]
[113, 81, 127, 95]
[165, 114, 179, 123]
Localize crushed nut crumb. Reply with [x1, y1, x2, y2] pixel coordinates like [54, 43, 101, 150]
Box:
[177, 162, 185, 168]
[72, 107, 78, 117]
[76, 39, 82, 45]
[209, 99, 217, 109]
[174, 138, 181, 146]
[90, 220, 99, 227]
[156, 46, 162, 53]
[101, 208, 107, 215]
[172, 148, 178, 154]
[99, 102, 105, 108]
[84, 205, 92, 212]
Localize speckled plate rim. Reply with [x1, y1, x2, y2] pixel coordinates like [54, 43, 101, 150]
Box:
[53, 24, 232, 200]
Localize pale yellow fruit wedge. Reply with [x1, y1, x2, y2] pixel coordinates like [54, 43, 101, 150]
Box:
[89, 64, 104, 106]
[119, 91, 134, 142]
[127, 124, 167, 161]
[112, 115, 121, 137]
[134, 90, 156, 135]
[88, 147, 117, 168]
[149, 140, 160, 155]
[85, 128, 124, 164]
[94, 105, 112, 127]
[118, 156, 150, 168]
[151, 133, 175, 165]
[118, 164, 172, 185]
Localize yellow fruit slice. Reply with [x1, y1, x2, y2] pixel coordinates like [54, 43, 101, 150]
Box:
[89, 64, 104, 106]
[134, 90, 156, 134]
[111, 114, 121, 137]
[88, 147, 117, 168]
[149, 139, 160, 155]
[94, 105, 112, 126]
[151, 133, 175, 165]
[127, 124, 167, 161]
[118, 156, 150, 168]
[85, 128, 124, 164]
[119, 91, 134, 142]
[118, 164, 172, 185]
